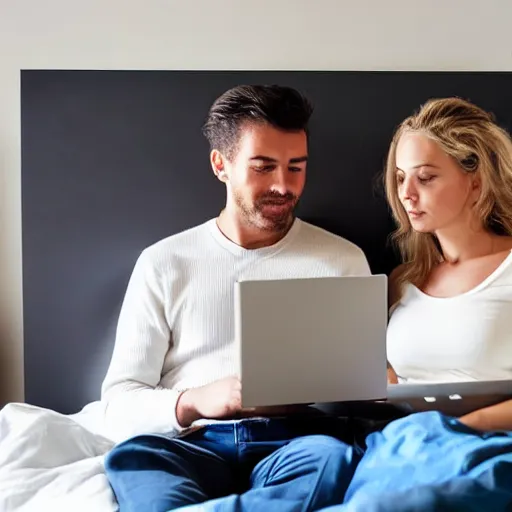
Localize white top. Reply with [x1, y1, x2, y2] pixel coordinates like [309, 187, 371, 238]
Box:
[100, 217, 371, 441]
[387, 250, 512, 383]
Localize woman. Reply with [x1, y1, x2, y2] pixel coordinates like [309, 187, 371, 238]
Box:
[317, 97, 512, 512]
[384, 96, 512, 431]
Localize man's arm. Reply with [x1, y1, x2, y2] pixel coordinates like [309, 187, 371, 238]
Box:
[101, 249, 245, 441]
[101, 249, 185, 442]
[458, 399, 512, 432]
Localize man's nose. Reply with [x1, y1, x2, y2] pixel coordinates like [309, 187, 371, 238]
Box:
[269, 171, 289, 195]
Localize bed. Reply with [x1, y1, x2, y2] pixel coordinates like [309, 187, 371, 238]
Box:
[4, 69, 512, 511]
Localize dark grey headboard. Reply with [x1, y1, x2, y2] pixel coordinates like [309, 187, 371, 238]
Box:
[20, 70, 512, 414]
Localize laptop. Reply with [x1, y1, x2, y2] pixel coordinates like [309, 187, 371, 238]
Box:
[234, 275, 388, 408]
[234, 274, 512, 416]
[385, 379, 512, 417]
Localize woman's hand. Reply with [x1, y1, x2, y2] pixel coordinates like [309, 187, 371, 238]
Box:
[458, 399, 512, 432]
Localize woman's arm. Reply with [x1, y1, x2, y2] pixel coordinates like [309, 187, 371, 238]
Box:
[458, 399, 512, 432]
[386, 265, 404, 385]
[387, 363, 399, 384]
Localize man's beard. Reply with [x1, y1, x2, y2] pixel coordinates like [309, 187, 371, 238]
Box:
[234, 190, 298, 232]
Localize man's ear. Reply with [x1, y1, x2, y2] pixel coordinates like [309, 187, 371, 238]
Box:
[211, 150, 228, 183]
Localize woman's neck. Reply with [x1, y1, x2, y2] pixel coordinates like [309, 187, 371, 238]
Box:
[435, 225, 500, 264]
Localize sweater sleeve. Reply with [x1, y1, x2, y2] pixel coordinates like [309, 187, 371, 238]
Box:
[345, 244, 372, 276]
[100, 249, 186, 442]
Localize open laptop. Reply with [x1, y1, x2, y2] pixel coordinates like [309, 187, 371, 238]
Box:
[234, 274, 512, 416]
[385, 379, 512, 417]
[234, 274, 388, 408]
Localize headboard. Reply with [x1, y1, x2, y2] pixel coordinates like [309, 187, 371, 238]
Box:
[20, 70, 512, 413]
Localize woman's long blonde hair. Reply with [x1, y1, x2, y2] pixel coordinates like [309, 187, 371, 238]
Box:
[385, 97, 512, 301]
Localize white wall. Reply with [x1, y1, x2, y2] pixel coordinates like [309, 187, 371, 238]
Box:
[1, 0, 511, 405]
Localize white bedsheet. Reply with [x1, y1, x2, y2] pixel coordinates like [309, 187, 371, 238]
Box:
[0, 401, 118, 512]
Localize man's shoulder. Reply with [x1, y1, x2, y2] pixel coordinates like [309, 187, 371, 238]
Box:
[137, 219, 213, 268]
[298, 220, 366, 255]
[294, 219, 371, 275]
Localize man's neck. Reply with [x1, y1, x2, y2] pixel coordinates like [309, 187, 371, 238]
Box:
[216, 209, 294, 249]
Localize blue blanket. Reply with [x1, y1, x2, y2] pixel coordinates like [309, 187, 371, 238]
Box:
[321, 411, 512, 511]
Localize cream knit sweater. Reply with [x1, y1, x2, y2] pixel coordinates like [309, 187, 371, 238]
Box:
[101, 217, 370, 441]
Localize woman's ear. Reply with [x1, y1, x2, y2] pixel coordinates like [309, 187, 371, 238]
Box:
[470, 173, 482, 204]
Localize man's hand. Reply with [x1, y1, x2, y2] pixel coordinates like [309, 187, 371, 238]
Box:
[176, 376, 242, 428]
[238, 404, 314, 418]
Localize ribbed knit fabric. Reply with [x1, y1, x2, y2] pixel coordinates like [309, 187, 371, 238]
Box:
[101, 217, 370, 441]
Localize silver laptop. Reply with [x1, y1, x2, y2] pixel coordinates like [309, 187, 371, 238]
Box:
[234, 275, 388, 408]
[386, 380, 512, 416]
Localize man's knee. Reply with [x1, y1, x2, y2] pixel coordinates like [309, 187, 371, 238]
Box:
[269, 434, 359, 475]
[250, 434, 359, 508]
[285, 435, 360, 486]
[288, 434, 353, 457]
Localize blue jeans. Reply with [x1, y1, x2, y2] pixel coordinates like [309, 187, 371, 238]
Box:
[104, 416, 361, 512]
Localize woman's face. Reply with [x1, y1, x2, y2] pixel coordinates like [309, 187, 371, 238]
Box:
[394, 132, 480, 234]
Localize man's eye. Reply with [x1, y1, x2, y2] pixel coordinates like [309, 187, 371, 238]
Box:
[289, 167, 303, 172]
[253, 166, 274, 173]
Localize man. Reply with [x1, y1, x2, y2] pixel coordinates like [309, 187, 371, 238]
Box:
[102, 84, 371, 511]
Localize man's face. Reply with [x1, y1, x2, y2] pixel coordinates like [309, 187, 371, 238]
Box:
[216, 123, 308, 232]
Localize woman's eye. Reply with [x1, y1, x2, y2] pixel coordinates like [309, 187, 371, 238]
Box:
[418, 175, 435, 184]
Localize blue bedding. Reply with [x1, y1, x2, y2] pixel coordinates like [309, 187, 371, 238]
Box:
[321, 411, 512, 511]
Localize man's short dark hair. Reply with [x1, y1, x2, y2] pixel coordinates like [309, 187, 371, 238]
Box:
[202, 84, 313, 160]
